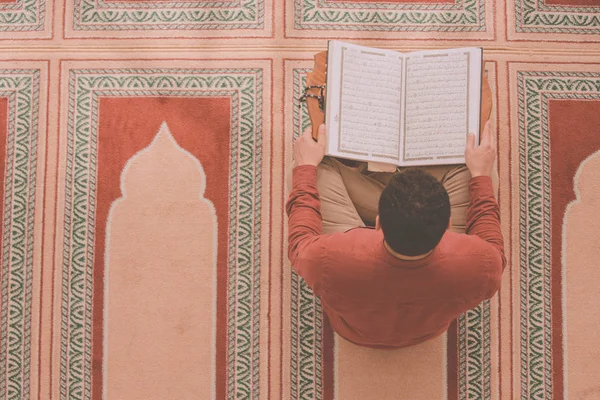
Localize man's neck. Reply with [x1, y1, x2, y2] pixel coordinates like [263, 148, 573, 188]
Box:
[383, 241, 433, 261]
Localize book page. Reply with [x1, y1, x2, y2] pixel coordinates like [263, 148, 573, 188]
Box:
[401, 48, 481, 166]
[326, 41, 403, 164]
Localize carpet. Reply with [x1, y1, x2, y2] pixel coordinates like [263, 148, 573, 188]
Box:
[1, 0, 599, 399]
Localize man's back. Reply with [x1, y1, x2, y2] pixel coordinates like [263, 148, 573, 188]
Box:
[305, 227, 502, 348]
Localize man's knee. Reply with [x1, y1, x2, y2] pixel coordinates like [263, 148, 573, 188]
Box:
[316, 157, 343, 190]
[317, 156, 340, 171]
[442, 164, 499, 201]
[441, 166, 471, 206]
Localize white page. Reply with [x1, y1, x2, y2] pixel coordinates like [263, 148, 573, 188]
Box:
[326, 41, 403, 165]
[400, 47, 482, 166]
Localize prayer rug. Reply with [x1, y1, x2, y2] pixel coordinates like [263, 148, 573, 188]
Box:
[509, 63, 600, 400]
[49, 61, 272, 400]
[1, 0, 600, 399]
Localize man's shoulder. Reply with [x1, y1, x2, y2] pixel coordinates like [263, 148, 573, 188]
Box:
[438, 232, 503, 272]
[325, 226, 379, 244]
[317, 227, 381, 258]
[441, 231, 496, 253]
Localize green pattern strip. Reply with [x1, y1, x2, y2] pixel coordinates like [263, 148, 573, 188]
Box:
[316, 0, 464, 11]
[0, 0, 45, 31]
[515, 0, 600, 34]
[0, 69, 40, 400]
[295, 0, 485, 32]
[72, 0, 264, 31]
[458, 300, 492, 400]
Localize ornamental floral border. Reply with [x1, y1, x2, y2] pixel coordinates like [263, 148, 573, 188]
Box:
[0, 0, 45, 32]
[0, 69, 40, 400]
[94, 0, 242, 10]
[71, 0, 264, 31]
[457, 300, 492, 400]
[290, 66, 491, 400]
[290, 68, 325, 400]
[517, 70, 600, 400]
[316, 0, 464, 11]
[294, 0, 486, 32]
[515, 0, 600, 34]
[0, 0, 23, 11]
[537, 0, 600, 13]
[60, 67, 263, 400]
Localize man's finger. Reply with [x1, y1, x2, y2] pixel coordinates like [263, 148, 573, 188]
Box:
[317, 124, 327, 145]
[466, 133, 475, 150]
[302, 127, 313, 140]
[480, 121, 492, 146]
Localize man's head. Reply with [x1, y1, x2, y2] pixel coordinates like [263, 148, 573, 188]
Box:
[377, 169, 451, 256]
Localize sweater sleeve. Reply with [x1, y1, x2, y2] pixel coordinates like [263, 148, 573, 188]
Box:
[285, 165, 328, 295]
[465, 176, 507, 297]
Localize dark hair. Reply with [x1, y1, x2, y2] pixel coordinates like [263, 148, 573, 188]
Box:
[378, 169, 451, 256]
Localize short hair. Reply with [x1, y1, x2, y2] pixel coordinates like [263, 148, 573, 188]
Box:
[378, 169, 451, 256]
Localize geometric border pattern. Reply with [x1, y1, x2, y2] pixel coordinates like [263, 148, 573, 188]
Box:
[290, 68, 325, 400]
[457, 300, 492, 400]
[290, 66, 492, 400]
[289, 273, 325, 400]
[517, 70, 600, 400]
[59, 67, 263, 400]
[0, 0, 46, 32]
[0, 68, 40, 400]
[71, 0, 264, 31]
[294, 0, 487, 32]
[515, 0, 600, 34]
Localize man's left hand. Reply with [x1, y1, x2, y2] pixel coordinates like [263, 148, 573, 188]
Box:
[293, 124, 327, 167]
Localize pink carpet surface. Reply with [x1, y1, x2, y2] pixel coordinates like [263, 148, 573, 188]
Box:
[1, 0, 600, 399]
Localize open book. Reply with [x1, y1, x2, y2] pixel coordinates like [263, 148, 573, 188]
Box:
[325, 40, 482, 167]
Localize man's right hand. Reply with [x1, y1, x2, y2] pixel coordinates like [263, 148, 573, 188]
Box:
[293, 124, 327, 167]
[465, 120, 496, 178]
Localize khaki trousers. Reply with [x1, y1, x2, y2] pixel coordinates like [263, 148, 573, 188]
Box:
[315, 158, 499, 235]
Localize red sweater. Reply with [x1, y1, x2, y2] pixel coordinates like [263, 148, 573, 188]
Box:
[286, 165, 506, 349]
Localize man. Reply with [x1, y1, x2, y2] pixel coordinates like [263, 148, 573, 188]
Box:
[286, 122, 505, 348]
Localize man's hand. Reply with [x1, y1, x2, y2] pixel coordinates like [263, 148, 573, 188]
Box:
[293, 124, 327, 167]
[465, 120, 496, 178]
